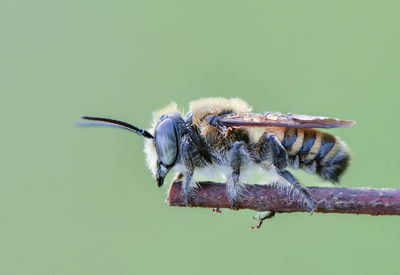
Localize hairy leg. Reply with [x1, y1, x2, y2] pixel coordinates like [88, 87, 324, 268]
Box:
[259, 133, 315, 217]
[180, 136, 197, 206]
[259, 133, 289, 170]
[181, 172, 195, 206]
[227, 141, 249, 209]
[277, 170, 315, 211]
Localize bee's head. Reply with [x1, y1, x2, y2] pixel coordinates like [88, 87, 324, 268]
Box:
[79, 102, 183, 188]
[153, 115, 179, 187]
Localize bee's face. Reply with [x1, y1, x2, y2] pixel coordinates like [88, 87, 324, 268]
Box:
[154, 116, 179, 187]
[79, 103, 185, 188]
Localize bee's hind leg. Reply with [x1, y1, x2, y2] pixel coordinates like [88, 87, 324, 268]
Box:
[251, 211, 275, 229]
[227, 141, 249, 210]
[259, 134, 315, 212]
[259, 133, 288, 170]
[277, 170, 316, 212]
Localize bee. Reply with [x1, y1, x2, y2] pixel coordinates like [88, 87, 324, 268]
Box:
[80, 97, 354, 228]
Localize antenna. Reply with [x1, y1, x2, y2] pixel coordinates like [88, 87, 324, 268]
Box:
[79, 116, 154, 139]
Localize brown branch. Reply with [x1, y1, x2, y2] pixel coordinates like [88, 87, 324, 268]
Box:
[167, 180, 400, 215]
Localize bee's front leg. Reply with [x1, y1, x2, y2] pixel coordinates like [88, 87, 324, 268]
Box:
[227, 141, 248, 210]
[173, 172, 196, 206]
[181, 172, 195, 206]
[181, 135, 197, 206]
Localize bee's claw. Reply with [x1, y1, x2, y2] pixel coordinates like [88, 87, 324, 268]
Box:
[251, 223, 262, 230]
[307, 200, 317, 214]
[251, 211, 275, 229]
[230, 199, 239, 210]
[184, 195, 193, 207]
[212, 208, 222, 214]
[251, 216, 263, 229]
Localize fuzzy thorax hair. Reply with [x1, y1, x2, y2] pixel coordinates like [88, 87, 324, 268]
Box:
[143, 98, 252, 177]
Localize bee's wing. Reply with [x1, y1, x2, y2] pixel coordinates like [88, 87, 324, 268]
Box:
[207, 112, 355, 129]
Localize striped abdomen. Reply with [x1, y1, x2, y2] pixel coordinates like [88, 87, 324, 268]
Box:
[279, 127, 351, 182]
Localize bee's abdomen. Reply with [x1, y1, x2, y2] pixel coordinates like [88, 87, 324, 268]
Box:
[281, 128, 351, 182]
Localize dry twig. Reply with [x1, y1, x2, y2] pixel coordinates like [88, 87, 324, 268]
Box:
[167, 180, 400, 215]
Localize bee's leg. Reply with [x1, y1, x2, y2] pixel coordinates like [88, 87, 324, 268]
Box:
[181, 172, 195, 206]
[277, 170, 316, 212]
[227, 141, 248, 210]
[259, 134, 315, 212]
[259, 133, 288, 170]
[181, 136, 197, 206]
[251, 211, 275, 229]
[212, 208, 222, 214]
[173, 172, 198, 207]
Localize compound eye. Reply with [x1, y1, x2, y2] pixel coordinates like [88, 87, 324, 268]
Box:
[155, 119, 178, 167]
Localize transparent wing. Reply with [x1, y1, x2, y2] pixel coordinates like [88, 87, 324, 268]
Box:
[207, 112, 355, 129]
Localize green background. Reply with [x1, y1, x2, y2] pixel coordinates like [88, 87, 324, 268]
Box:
[2, 1, 400, 274]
